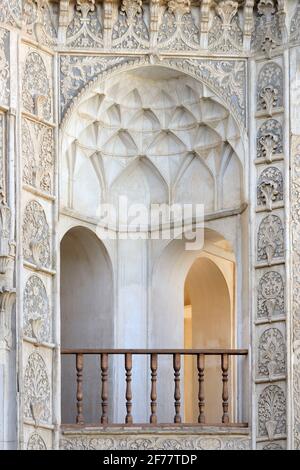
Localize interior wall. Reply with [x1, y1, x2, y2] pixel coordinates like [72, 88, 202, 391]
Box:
[60, 227, 113, 424]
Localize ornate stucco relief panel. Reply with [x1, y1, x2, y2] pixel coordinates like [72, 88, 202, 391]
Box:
[60, 55, 247, 130]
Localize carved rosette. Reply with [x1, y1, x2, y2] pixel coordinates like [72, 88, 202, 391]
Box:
[27, 432, 47, 450]
[257, 271, 284, 321]
[23, 351, 51, 424]
[257, 328, 286, 379]
[257, 167, 283, 211]
[22, 51, 52, 121]
[257, 62, 283, 115]
[258, 385, 286, 439]
[22, 200, 51, 268]
[257, 215, 284, 265]
[23, 275, 50, 343]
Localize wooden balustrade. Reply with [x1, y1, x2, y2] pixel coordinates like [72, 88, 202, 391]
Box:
[61, 349, 248, 427]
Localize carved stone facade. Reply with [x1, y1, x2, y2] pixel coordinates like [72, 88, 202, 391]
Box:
[0, 0, 299, 451]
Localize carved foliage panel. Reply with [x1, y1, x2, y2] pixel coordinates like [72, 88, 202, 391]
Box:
[251, 0, 283, 56]
[112, 0, 149, 50]
[23, 348, 52, 425]
[256, 118, 283, 162]
[60, 434, 250, 450]
[208, 0, 243, 54]
[22, 47, 53, 123]
[24, 424, 52, 450]
[257, 166, 283, 211]
[22, 200, 51, 268]
[290, 0, 300, 43]
[291, 135, 300, 449]
[0, 27, 9, 107]
[0, 0, 22, 28]
[22, 0, 58, 46]
[256, 61, 283, 115]
[22, 117, 54, 195]
[23, 273, 51, 344]
[257, 383, 286, 440]
[66, 0, 103, 48]
[256, 324, 286, 380]
[256, 267, 285, 322]
[157, 1, 200, 51]
[0, 111, 5, 192]
[257, 213, 284, 265]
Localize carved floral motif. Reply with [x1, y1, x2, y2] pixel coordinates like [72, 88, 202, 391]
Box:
[257, 328, 286, 379]
[22, 200, 50, 268]
[24, 351, 51, 424]
[66, 0, 103, 48]
[60, 435, 250, 450]
[291, 136, 300, 449]
[0, 0, 22, 28]
[257, 119, 283, 162]
[112, 0, 149, 50]
[252, 0, 282, 56]
[22, 51, 52, 121]
[23, 0, 58, 46]
[27, 432, 47, 450]
[290, 1, 300, 43]
[257, 167, 283, 211]
[23, 275, 50, 343]
[257, 215, 284, 265]
[60, 57, 246, 128]
[208, 1, 243, 53]
[22, 118, 54, 194]
[258, 385, 286, 439]
[257, 271, 284, 321]
[257, 62, 283, 115]
[157, 0, 199, 50]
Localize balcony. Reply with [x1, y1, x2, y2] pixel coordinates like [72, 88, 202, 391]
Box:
[62, 349, 248, 428]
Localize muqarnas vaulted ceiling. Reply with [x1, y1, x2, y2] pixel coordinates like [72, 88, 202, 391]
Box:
[62, 67, 245, 220]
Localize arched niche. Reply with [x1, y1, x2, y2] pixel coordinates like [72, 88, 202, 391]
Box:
[184, 257, 233, 423]
[60, 226, 114, 424]
[150, 227, 241, 423]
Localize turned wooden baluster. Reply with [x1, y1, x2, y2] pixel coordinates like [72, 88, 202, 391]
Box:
[221, 353, 229, 424]
[150, 353, 158, 424]
[197, 353, 205, 424]
[76, 353, 84, 425]
[125, 353, 133, 424]
[100, 353, 108, 424]
[173, 353, 181, 424]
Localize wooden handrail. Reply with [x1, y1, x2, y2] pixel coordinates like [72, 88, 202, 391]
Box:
[61, 348, 248, 355]
[61, 348, 248, 427]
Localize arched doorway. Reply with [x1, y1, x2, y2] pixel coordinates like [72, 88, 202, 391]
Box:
[60, 226, 113, 424]
[184, 256, 234, 423]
